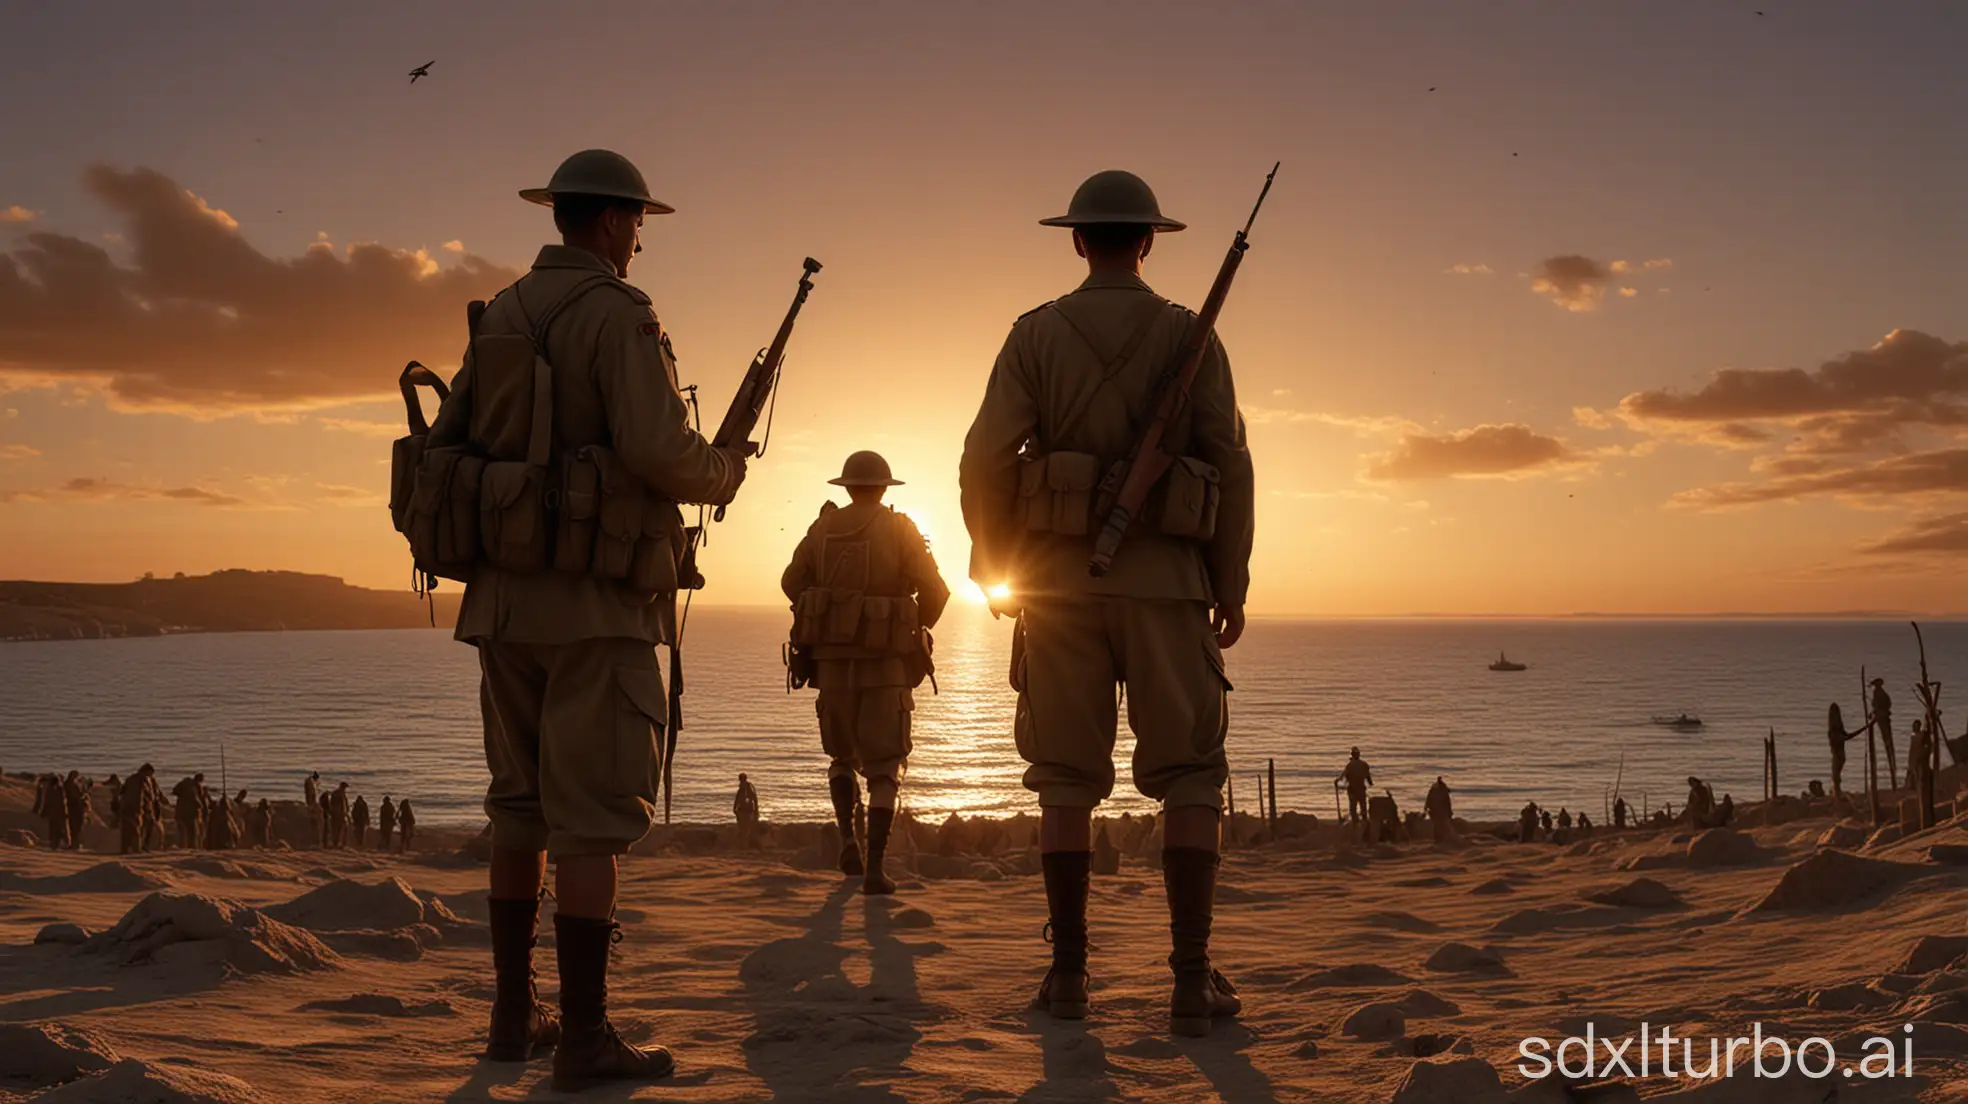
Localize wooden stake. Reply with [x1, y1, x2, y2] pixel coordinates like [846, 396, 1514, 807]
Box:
[1863, 666, 1881, 826]
[1267, 758, 1278, 839]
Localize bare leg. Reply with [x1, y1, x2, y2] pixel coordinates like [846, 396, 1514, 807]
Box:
[491, 846, 547, 900]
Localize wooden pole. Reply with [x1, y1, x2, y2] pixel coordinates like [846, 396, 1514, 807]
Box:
[1862, 666, 1881, 826]
[1913, 622, 1941, 829]
[1267, 758, 1278, 839]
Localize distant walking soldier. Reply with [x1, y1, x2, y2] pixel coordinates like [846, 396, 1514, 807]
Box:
[328, 782, 351, 849]
[352, 795, 371, 849]
[423, 149, 750, 1086]
[378, 796, 397, 852]
[1908, 720, 1932, 799]
[141, 770, 166, 851]
[1556, 807, 1573, 831]
[396, 799, 416, 853]
[732, 775, 760, 848]
[172, 773, 205, 849]
[1577, 812, 1593, 835]
[63, 771, 92, 850]
[106, 772, 122, 825]
[35, 774, 70, 849]
[1871, 678, 1897, 790]
[1684, 776, 1714, 827]
[1612, 795, 1629, 830]
[1519, 802, 1540, 842]
[1827, 702, 1866, 803]
[118, 767, 153, 855]
[959, 169, 1256, 1036]
[305, 770, 321, 812]
[1540, 808, 1554, 836]
[1339, 748, 1373, 830]
[1424, 776, 1454, 843]
[208, 793, 237, 850]
[781, 451, 950, 894]
[249, 798, 274, 848]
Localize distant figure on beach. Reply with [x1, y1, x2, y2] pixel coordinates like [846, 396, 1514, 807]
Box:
[1540, 809, 1554, 836]
[173, 773, 205, 849]
[1827, 703, 1866, 803]
[1871, 678, 1897, 790]
[1807, 779, 1827, 801]
[1612, 795, 1629, 830]
[1577, 812, 1593, 835]
[1366, 792, 1401, 843]
[105, 773, 122, 824]
[1684, 776, 1714, 827]
[1339, 748, 1374, 830]
[958, 168, 1255, 1037]
[1556, 807, 1573, 831]
[781, 450, 950, 895]
[1424, 776, 1454, 842]
[328, 782, 351, 849]
[118, 766, 155, 854]
[378, 795, 396, 851]
[305, 770, 320, 812]
[1716, 793, 1735, 827]
[733, 774, 759, 848]
[63, 771, 92, 850]
[208, 792, 237, 850]
[352, 794, 371, 849]
[1519, 801, 1540, 843]
[423, 148, 752, 1088]
[395, 799, 415, 852]
[1908, 720, 1932, 798]
[35, 774, 70, 849]
[249, 798, 273, 848]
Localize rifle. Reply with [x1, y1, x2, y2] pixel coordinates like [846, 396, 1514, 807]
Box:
[1088, 163, 1278, 577]
[663, 257, 824, 824]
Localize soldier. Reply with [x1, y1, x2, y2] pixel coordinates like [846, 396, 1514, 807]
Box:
[1908, 719, 1932, 799]
[1556, 807, 1573, 831]
[422, 146, 748, 1088]
[63, 771, 92, 850]
[1519, 801, 1540, 843]
[732, 774, 759, 849]
[1540, 808, 1554, 836]
[1424, 776, 1454, 842]
[1684, 776, 1714, 827]
[781, 451, 951, 894]
[141, 769, 167, 851]
[1339, 748, 1373, 832]
[958, 169, 1255, 1037]
[396, 799, 416, 853]
[106, 772, 122, 825]
[328, 781, 351, 849]
[1871, 678, 1897, 790]
[208, 792, 236, 850]
[36, 774, 70, 849]
[117, 768, 151, 855]
[378, 795, 397, 852]
[1612, 795, 1629, 830]
[172, 772, 205, 849]
[1576, 812, 1593, 836]
[248, 797, 273, 848]
[1828, 702, 1866, 803]
[305, 770, 320, 813]
[352, 794, 371, 850]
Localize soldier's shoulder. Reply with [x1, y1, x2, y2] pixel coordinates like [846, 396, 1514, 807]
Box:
[1009, 299, 1058, 331]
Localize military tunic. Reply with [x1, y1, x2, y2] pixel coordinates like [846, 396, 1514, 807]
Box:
[426, 245, 740, 858]
[960, 270, 1255, 810]
[781, 501, 951, 782]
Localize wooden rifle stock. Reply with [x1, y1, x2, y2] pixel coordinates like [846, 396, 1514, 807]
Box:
[1088, 164, 1277, 577]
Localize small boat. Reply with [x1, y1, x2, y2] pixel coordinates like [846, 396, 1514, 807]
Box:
[1489, 652, 1527, 672]
[1652, 714, 1704, 730]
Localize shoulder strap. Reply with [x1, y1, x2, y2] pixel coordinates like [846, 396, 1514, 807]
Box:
[505, 274, 617, 467]
[1044, 297, 1165, 449]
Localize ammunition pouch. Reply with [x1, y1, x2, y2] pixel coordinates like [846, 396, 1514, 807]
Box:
[791, 587, 921, 655]
[405, 446, 484, 583]
[1156, 456, 1221, 542]
[1015, 450, 1219, 544]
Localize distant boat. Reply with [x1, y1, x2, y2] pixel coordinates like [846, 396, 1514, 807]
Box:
[1489, 652, 1527, 672]
[1652, 714, 1704, 730]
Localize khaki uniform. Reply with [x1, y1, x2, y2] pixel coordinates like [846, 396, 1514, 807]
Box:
[427, 245, 740, 858]
[118, 772, 150, 854]
[960, 271, 1254, 809]
[781, 502, 951, 781]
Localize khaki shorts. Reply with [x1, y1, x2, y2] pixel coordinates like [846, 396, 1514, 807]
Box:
[479, 637, 667, 858]
[1013, 598, 1230, 810]
[816, 681, 914, 781]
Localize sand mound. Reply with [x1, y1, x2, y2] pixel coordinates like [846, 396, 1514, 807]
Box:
[1392, 989, 1461, 1018]
[264, 877, 430, 932]
[1897, 934, 1968, 975]
[1287, 963, 1413, 991]
[1388, 1055, 1505, 1104]
[1469, 879, 1513, 896]
[1750, 850, 1920, 912]
[1686, 828, 1762, 868]
[299, 993, 457, 1018]
[28, 1057, 259, 1103]
[1815, 821, 1868, 850]
[1585, 876, 1684, 908]
[1805, 982, 1892, 1011]
[1336, 1000, 1405, 1040]
[319, 927, 434, 962]
[83, 892, 338, 976]
[0, 861, 175, 894]
[34, 923, 91, 945]
[0, 1022, 120, 1091]
[1424, 943, 1509, 975]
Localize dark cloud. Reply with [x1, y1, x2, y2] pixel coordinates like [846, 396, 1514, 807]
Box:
[1861, 513, 1968, 557]
[0, 476, 246, 507]
[0, 166, 520, 413]
[1529, 255, 1613, 312]
[1618, 329, 1968, 453]
[1673, 447, 1968, 508]
[1365, 424, 1574, 482]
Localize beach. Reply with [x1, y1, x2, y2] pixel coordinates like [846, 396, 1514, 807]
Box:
[4, 770, 1967, 1102]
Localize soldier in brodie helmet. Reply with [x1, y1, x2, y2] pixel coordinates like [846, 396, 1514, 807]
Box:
[959, 170, 1256, 1036]
[781, 451, 951, 895]
[424, 148, 749, 1089]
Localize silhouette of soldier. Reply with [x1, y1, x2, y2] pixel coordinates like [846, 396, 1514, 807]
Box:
[958, 169, 1255, 1036]
[1424, 776, 1454, 843]
[378, 795, 397, 851]
[1908, 719, 1932, 799]
[35, 774, 69, 849]
[63, 771, 91, 850]
[780, 451, 950, 894]
[733, 774, 760, 849]
[1577, 812, 1593, 835]
[1612, 795, 1629, 830]
[1870, 678, 1897, 790]
[118, 766, 155, 855]
[1685, 776, 1715, 827]
[1827, 702, 1866, 803]
[1339, 748, 1373, 832]
[173, 773, 205, 849]
[1518, 801, 1540, 842]
[396, 799, 416, 852]
[1540, 808, 1554, 836]
[352, 794, 370, 849]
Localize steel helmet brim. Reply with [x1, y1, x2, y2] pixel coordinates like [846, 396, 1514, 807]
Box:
[827, 475, 906, 487]
[519, 188, 675, 215]
[1037, 213, 1186, 231]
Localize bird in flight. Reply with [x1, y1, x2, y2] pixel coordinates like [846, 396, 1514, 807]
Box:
[409, 61, 434, 83]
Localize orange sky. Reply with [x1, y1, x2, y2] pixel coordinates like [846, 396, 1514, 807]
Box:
[2, 3, 1965, 615]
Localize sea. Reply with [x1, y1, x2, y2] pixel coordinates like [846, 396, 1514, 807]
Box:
[1, 609, 1959, 827]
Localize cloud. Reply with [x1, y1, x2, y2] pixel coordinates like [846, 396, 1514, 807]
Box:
[315, 481, 385, 506]
[1529, 255, 1613, 312]
[1671, 447, 1968, 509]
[1618, 287, 1638, 299]
[442, 240, 465, 253]
[1861, 512, 1968, 557]
[1445, 263, 1493, 276]
[1572, 406, 1614, 430]
[0, 475, 247, 507]
[0, 205, 39, 224]
[1643, 258, 1673, 270]
[1, 443, 39, 460]
[315, 415, 404, 437]
[1617, 329, 1968, 454]
[0, 166, 520, 414]
[1365, 423, 1576, 482]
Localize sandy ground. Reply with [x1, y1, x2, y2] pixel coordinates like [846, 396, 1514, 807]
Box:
[4, 773, 1968, 1103]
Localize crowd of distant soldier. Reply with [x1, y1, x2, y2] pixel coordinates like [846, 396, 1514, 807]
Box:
[27, 765, 416, 855]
